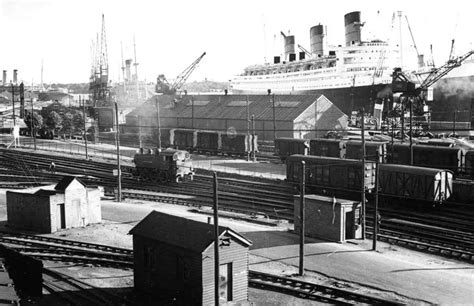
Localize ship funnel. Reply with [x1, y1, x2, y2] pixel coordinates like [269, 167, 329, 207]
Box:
[344, 11, 363, 46]
[125, 59, 132, 82]
[281, 32, 295, 62]
[310, 24, 325, 57]
[13, 69, 18, 84]
[2, 70, 6, 85]
[418, 54, 425, 68]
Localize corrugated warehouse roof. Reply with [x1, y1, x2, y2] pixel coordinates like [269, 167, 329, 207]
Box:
[128, 94, 344, 122]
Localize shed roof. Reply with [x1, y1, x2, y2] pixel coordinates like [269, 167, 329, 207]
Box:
[129, 211, 252, 253]
[54, 176, 85, 191]
[127, 94, 342, 122]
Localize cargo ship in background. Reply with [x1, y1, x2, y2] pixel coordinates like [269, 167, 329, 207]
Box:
[230, 11, 400, 116]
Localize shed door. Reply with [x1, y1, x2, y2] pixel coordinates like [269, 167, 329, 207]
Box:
[219, 263, 233, 302]
[57, 204, 66, 229]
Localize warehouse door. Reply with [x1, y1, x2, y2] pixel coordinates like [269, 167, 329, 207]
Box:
[57, 204, 66, 229]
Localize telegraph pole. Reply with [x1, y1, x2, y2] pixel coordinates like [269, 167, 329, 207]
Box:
[11, 84, 16, 126]
[246, 95, 250, 162]
[114, 102, 122, 202]
[272, 93, 276, 140]
[251, 114, 256, 162]
[82, 97, 88, 159]
[409, 99, 413, 165]
[361, 107, 366, 239]
[299, 161, 306, 276]
[155, 97, 161, 149]
[31, 98, 36, 150]
[213, 172, 220, 306]
[372, 152, 380, 251]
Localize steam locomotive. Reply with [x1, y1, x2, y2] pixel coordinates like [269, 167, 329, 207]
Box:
[132, 148, 194, 183]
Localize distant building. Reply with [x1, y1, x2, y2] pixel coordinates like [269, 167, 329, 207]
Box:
[6, 176, 101, 233]
[126, 94, 348, 141]
[129, 211, 252, 304]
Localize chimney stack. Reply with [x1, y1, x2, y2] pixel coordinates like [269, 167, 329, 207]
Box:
[13, 69, 18, 84]
[2, 70, 6, 86]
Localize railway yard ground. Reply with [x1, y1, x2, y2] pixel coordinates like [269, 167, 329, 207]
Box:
[0, 138, 473, 304]
[0, 188, 472, 305]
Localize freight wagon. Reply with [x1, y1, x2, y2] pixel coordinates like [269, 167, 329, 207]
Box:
[170, 129, 197, 151]
[274, 138, 309, 161]
[195, 130, 222, 153]
[463, 150, 474, 179]
[309, 138, 345, 158]
[221, 133, 258, 156]
[345, 140, 387, 163]
[378, 164, 453, 205]
[388, 144, 463, 174]
[286, 155, 376, 200]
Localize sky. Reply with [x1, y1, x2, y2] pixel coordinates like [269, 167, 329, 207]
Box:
[1, 0, 474, 85]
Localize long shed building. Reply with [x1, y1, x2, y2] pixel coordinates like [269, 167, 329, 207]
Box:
[125, 94, 348, 141]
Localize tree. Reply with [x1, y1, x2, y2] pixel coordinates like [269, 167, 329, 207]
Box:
[24, 111, 43, 136]
[44, 110, 63, 134]
[72, 111, 85, 134]
[60, 112, 74, 138]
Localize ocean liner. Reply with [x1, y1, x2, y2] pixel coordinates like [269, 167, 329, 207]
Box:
[230, 11, 400, 116]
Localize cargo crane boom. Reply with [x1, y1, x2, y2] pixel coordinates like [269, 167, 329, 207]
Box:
[156, 52, 206, 95]
[392, 49, 474, 116]
[171, 52, 206, 91]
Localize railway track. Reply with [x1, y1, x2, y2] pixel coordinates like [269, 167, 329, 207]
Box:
[43, 268, 132, 305]
[2, 148, 474, 262]
[1, 232, 401, 305]
[248, 271, 400, 305]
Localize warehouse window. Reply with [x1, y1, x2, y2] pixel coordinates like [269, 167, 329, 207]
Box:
[274, 101, 300, 107]
[186, 100, 209, 106]
[227, 101, 253, 106]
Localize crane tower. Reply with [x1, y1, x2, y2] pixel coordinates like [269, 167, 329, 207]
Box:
[89, 14, 111, 107]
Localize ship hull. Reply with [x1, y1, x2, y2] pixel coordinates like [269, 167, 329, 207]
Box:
[232, 83, 392, 116]
[431, 75, 474, 129]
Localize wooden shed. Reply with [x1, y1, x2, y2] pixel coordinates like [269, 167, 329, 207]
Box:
[6, 176, 101, 233]
[129, 211, 252, 305]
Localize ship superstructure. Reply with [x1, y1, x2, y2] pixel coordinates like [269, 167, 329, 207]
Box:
[231, 11, 400, 115]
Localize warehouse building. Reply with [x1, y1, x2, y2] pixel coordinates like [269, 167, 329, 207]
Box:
[126, 94, 348, 141]
[129, 211, 252, 304]
[6, 176, 101, 233]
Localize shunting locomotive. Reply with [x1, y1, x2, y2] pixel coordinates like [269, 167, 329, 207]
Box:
[132, 148, 194, 183]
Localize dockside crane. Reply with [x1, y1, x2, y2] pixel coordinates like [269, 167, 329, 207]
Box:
[89, 14, 111, 107]
[392, 49, 474, 115]
[156, 52, 206, 95]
